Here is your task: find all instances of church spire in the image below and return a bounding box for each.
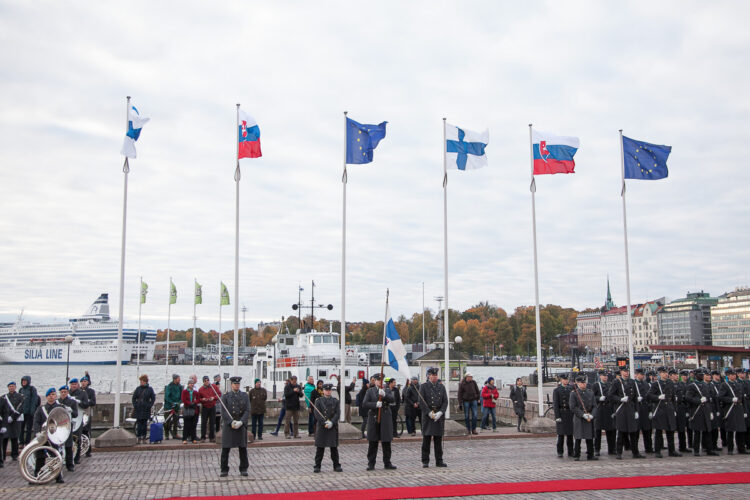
[604,276,615,311]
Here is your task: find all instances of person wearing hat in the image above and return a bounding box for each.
[313,383,342,473]
[198,375,219,442]
[31,388,64,483]
[675,369,691,452]
[249,379,267,441]
[283,376,304,439]
[633,368,653,454]
[213,374,223,434]
[685,369,719,456]
[386,378,401,439]
[607,366,644,459]
[737,368,750,450]
[80,374,95,457]
[646,367,681,458]
[220,376,250,477]
[68,378,89,463]
[708,370,724,451]
[719,368,747,454]
[19,375,40,447]
[402,376,421,436]
[57,385,79,471]
[132,374,155,444]
[553,374,574,458]
[164,374,183,440]
[1,381,24,464]
[419,367,448,468]
[569,375,597,461]
[457,372,480,435]
[362,372,397,470]
[481,377,499,432]
[592,370,615,456]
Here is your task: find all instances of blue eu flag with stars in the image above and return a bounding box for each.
[623,136,671,180]
[346,117,387,164]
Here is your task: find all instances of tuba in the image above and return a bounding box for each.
[19,407,72,484]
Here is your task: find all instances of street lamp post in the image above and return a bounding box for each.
[455,336,463,378]
[271,333,278,399]
[64,334,74,384]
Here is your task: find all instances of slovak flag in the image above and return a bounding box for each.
[532,129,579,175]
[384,303,411,381]
[238,109,262,159]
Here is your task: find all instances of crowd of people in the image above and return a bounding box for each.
[552,366,750,461]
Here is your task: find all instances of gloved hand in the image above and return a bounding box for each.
[376,401,382,408]
[378,389,386,397]
[658,394,665,400]
[324,420,333,429]
[434,411,443,420]
[620,396,629,403]
[6,416,11,423]
[700,396,707,403]
[732,397,738,403]
[634,412,639,419]
[231,420,242,429]
[429,411,436,420]
[637,396,643,402]
[0,427,6,434]
[599,396,606,402]
[555,418,562,423]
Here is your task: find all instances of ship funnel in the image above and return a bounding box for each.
[81,294,110,320]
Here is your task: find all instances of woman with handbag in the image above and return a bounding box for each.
[181,379,199,444]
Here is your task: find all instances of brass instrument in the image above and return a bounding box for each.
[19,407,71,484]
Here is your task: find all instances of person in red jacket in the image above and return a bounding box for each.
[198,375,220,442]
[480,377,499,431]
[181,379,200,444]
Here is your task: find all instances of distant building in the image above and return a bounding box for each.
[711,287,750,347]
[632,299,664,352]
[154,341,187,362]
[601,305,641,354]
[576,278,617,354]
[658,291,718,346]
[257,321,282,335]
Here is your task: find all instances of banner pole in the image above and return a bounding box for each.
[340,110,348,422]
[529,124,544,417]
[620,130,635,371]
[442,117,450,418]
[233,104,241,375]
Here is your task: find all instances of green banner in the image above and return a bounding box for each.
[140,281,148,304]
[195,281,202,305]
[220,282,230,306]
[170,281,177,304]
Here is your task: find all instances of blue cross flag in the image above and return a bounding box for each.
[346,117,387,165]
[623,136,671,180]
[384,301,411,381]
[446,123,489,170]
[121,104,149,159]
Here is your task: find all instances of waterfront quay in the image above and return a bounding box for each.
[1,435,748,499]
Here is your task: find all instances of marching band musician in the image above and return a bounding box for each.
[570,375,597,461]
[312,383,342,473]
[646,367,681,458]
[219,376,250,477]
[419,367,448,468]
[80,374,96,458]
[68,378,89,464]
[57,385,79,472]
[2,381,25,466]
[32,388,64,484]
[719,368,747,454]
[608,366,645,459]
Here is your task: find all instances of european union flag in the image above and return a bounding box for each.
[623,136,671,180]
[346,117,387,164]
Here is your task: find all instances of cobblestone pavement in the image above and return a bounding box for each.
[1,437,748,500]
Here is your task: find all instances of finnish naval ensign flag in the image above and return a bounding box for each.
[384,303,411,381]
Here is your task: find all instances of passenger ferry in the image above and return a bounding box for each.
[0,294,156,364]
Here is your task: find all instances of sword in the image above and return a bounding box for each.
[722,381,737,421]
[652,380,663,419]
[210,384,245,428]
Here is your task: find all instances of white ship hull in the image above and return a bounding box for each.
[0,342,132,365]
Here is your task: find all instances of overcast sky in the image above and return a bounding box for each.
[1,1,748,331]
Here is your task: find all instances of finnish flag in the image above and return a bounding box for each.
[384,304,411,381]
[121,104,150,158]
[445,123,489,171]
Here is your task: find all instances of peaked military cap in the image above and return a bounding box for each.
[575,375,586,383]
[597,369,608,375]
[322,383,334,390]
[634,368,644,375]
[426,367,439,376]
[668,368,677,375]
[229,376,242,383]
[656,366,667,373]
[679,370,689,376]
[371,373,383,380]
[559,373,569,380]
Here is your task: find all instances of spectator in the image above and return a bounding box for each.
[181,379,199,444]
[132,374,155,444]
[164,374,183,440]
[270,380,290,436]
[198,375,219,442]
[510,377,528,431]
[304,376,316,436]
[457,373,480,434]
[480,377,499,431]
[19,375,39,446]
[249,379,267,440]
[283,376,303,439]
[309,380,324,435]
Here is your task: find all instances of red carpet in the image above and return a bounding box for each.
[165,471,750,499]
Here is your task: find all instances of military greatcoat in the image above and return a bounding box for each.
[646,379,677,431]
[591,380,614,431]
[569,387,596,440]
[685,381,713,432]
[607,377,639,433]
[719,380,747,433]
[635,379,652,431]
[2,391,24,439]
[220,389,250,448]
[362,386,395,442]
[419,380,448,437]
[313,396,340,448]
[553,383,574,436]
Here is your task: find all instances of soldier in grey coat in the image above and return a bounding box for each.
[419,367,448,468]
[313,383,342,473]
[219,376,250,477]
[362,373,396,470]
[607,367,644,459]
[569,376,597,461]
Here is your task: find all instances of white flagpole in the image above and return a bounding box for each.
[113,95,130,429]
[340,110,348,422]
[137,276,143,377]
[442,117,450,418]
[422,282,425,349]
[218,288,222,372]
[619,130,635,371]
[233,104,240,375]
[192,278,197,369]
[166,277,172,380]
[528,124,544,417]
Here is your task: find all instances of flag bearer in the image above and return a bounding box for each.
[313,383,342,473]
[362,373,396,471]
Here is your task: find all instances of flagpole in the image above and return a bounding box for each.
[528,124,544,417]
[137,276,143,377]
[113,95,130,429]
[166,277,172,381]
[192,278,197,369]
[233,104,240,375]
[340,110,348,423]
[422,282,425,350]
[218,295,222,372]
[442,117,450,418]
[619,129,635,371]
